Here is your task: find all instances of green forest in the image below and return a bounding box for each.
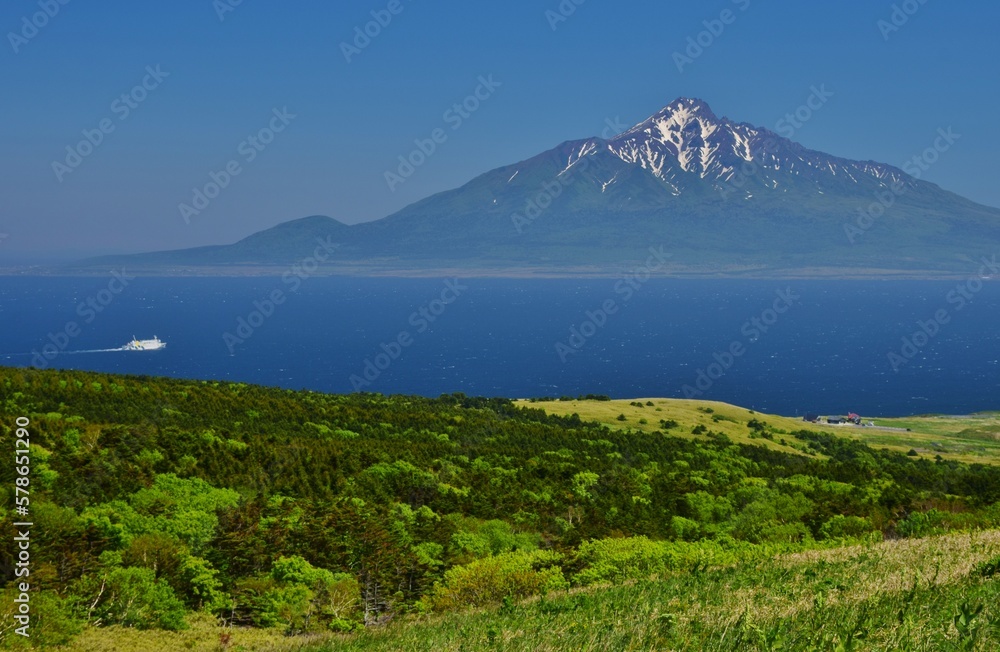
[2,366,1000,650]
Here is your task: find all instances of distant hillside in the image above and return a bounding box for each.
[71,98,1000,276]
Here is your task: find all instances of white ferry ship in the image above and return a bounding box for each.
[123,336,166,351]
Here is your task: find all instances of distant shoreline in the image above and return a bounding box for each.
[0,264,989,281]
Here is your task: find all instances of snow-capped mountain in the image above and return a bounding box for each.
[80,98,1000,276]
[601,97,913,198]
[360,95,947,232]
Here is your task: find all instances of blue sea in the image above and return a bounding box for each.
[1,276,998,417]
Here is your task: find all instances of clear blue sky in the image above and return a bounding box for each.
[2,0,998,262]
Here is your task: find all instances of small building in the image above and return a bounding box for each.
[803,413,820,423]
[826,416,845,425]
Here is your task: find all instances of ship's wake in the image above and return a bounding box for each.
[64,348,128,354]
[0,347,128,358]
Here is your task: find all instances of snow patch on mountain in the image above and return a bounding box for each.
[555,97,917,199]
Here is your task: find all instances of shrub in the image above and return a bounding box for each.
[706,431,732,443]
[0,589,81,648]
[572,537,735,585]
[448,517,540,562]
[896,509,946,538]
[233,556,360,633]
[669,516,701,541]
[77,567,188,630]
[685,491,734,525]
[730,490,814,544]
[422,550,567,611]
[974,555,1000,578]
[269,556,360,633]
[177,555,226,612]
[818,515,877,541]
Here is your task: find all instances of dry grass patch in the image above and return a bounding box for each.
[54,613,343,652]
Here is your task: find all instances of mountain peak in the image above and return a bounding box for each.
[665,96,716,115]
[616,97,727,149]
[639,97,721,128]
[609,97,733,180]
